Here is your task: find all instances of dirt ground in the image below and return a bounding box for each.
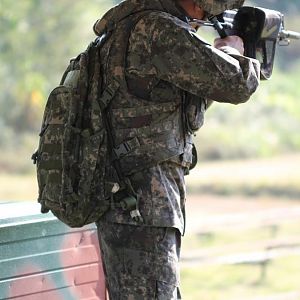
[184,194,300,234]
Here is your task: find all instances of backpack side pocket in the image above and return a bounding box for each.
[36,86,72,212]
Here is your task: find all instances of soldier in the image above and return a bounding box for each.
[95,0,260,299]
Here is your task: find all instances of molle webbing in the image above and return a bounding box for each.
[104,11,187,175]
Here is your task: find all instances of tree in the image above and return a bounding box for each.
[0,0,110,135]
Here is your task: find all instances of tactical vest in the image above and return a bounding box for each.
[99,11,203,177]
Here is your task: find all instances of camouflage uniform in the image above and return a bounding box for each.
[194,0,245,16]
[95,0,260,299]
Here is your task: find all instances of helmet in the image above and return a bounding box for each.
[194,0,245,16]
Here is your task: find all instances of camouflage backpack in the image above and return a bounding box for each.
[32,34,123,228]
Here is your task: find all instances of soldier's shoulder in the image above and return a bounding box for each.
[138,11,193,34]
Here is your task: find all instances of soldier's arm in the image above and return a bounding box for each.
[149,14,260,104]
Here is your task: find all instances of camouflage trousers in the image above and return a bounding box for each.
[97,221,182,299]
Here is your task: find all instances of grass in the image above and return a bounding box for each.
[180,157,300,300]
[186,154,300,199]
[182,221,300,252]
[181,255,300,300]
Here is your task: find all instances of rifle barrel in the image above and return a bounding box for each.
[280,30,300,40]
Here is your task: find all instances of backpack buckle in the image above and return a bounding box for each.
[99,79,120,109]
[113,142,131,158]
[113,137,140,158]
[31,151,39,165]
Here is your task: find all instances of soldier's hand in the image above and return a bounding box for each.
[214,35,244,55]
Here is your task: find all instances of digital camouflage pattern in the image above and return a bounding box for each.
[34,0,260,293]
[93,0,260,298]
[105,161,186,233]
[194,0,245,16]
[97,221,182,299]
[94,0,260,230]
[33,41,111,228]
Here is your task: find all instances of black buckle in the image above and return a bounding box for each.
[99,80,120,109]
[113,142,131,158]
[31,151,39,165]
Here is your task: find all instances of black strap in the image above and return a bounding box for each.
[99,11,158,223]
[101,11,156,182]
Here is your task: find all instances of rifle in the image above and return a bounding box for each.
[192,7,300,80]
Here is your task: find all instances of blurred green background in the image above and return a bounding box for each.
[1,1,300,299]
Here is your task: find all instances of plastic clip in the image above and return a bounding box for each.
[130,209,143,223]
[31,151,38,165]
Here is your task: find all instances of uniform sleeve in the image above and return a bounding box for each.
[149,16,260,104]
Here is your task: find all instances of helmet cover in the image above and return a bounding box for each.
[194,0,245,16]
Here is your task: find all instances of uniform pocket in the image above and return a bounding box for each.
[185,94,206,133]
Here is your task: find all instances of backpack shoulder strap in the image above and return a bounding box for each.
[98,10,157,109]
[98,11,157,223]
